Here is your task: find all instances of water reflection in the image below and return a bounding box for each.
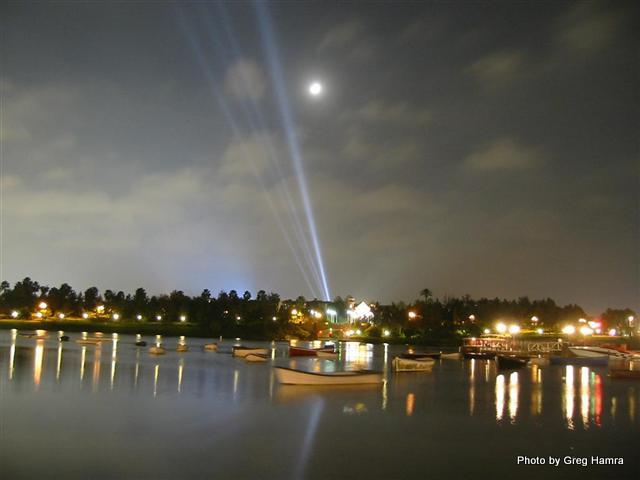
[2,334,639,434]
[564,366,575,430]
[33,340,44,389]
[406,393,415,417]
[495,374,505,421]
[508,372,519,423]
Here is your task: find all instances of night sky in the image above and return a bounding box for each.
[1,1,638,313]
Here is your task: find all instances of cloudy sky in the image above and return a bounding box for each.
[1,1,638,313]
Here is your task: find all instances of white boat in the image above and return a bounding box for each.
[316,350,338,359]
[176,345,188,352]
[392,356,435,372]
[203,343,218,351]
[148,346,166,355]
[245,353,268,363]
[440,352,461,360]
[569,346,635,359]
[274,367,383,385]
[232,346,269,358]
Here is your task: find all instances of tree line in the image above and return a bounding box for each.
[0,278,636,341]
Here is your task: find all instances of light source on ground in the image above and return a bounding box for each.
[496,322,507,334]
[508,325,520,335]
[58,313,65,319]
[562,325,576,335]
[112,313,120,320]
[39,302,47,310]
[82,313,89,319]
[11,310,19,318]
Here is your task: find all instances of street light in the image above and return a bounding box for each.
[11,310,19,318]
[408,311,417,320]
[531,316,538,323]
[180,315,186,322]
[112,313,120,320]
[496,322,507,334]
[39,302,47,310]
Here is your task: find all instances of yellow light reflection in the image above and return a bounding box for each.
[382,379,388,411]
[80,346,86,381]
[92,344,102,392]
[33,340,44,389]
[56,343,63,381]
[109,339,118,390]
[495,374,505,421]
[8,336,16,380]
[153,364,159,397]
[580,367,590,428]
[630,389,636,424]
[177,358,184,393]
[508,371,519,423]
[530,365,542,416]
[470,359,475,382]
[564,366,575,430]
[406,393,415,417]
[611,397,617,420]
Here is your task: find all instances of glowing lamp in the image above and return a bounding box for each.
[495,323,507,334]
[508,325,520,335]
[562,325,576,335]
[11,310,19,318]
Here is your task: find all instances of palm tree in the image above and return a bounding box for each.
[419,288,433,302]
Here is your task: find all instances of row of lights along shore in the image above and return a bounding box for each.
[10,302,188,322]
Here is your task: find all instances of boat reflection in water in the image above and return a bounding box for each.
[0,333,636,434]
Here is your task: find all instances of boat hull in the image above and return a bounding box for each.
[569,346,635,359]
[245,353,268,363]
[274,367,383,385]
[496,355,529,369]
[393,357,435,372]
[550,355,608,366]
[289,346,319,357]
[400,352,441,360]
[609,369,640,380]
[233,347,269,358]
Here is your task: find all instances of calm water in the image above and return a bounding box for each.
[0,331,638,479]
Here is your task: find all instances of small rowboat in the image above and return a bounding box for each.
[203,343,218,351]
[316,350,338,359]
[550,355,608,366]
[289,346,318,357]
[245,353,269,363]
[274,367,383,385]
[400,352,441,360]
[569,346,636,359]
[148,346,166,355]
[609,369,640,380]
[393,356,435,372]
[289,346,337,357]
[496,355,529,369]
[135,340,147,347]
[441,352,461,360]
[232,346,269,358]
[176,345,188,352]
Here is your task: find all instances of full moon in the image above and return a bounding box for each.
[308,81,323,96]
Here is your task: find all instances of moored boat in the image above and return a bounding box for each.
[550,355,608,366]
[569,346,636,359]
[176,345,188,352]
[441,352,461,360]
[392,356,435,372]
[609,369,640,380]
[233,346,269,358]
[203,343,218,351]
[148,346,166,355]
[400,352,441,360]
[289,346,319,357]
[316,350,338,359]
[245,353,269,363]
[274,367,383,385]
[496,355,529,369]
